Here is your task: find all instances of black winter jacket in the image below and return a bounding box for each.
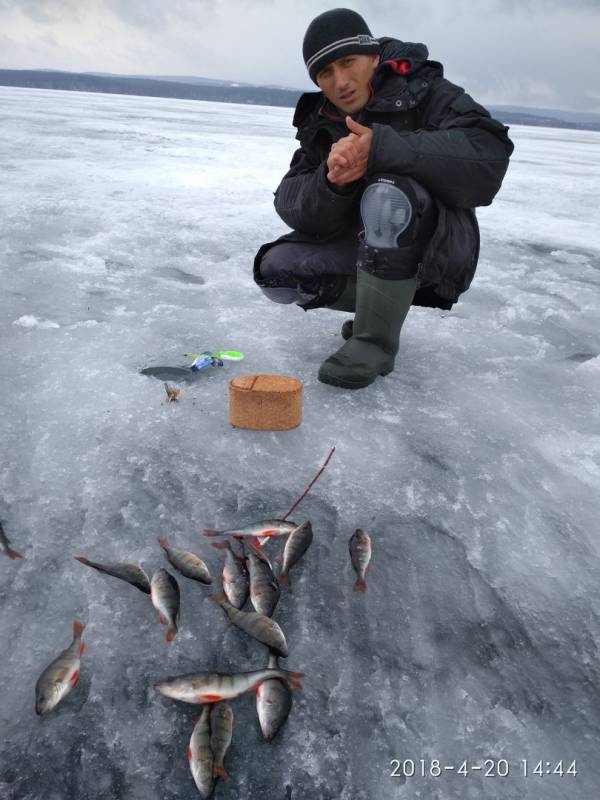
[255,38,514,308]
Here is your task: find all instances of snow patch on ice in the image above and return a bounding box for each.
[549,250,590,264]
[13,314,60,329]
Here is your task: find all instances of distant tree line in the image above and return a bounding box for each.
[1,69,599,132]
[0,69,302,108]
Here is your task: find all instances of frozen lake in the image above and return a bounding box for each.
[1,86,599,800]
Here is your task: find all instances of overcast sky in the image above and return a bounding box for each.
[1,0,599,112]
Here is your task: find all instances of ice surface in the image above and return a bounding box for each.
[1,87,600,800]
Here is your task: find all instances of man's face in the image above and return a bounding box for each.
[316,54,380,114]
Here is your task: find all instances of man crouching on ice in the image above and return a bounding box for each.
[253,8,514,389]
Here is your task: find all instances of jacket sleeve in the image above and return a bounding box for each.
[366,80,514,209]
[274,143,360,236]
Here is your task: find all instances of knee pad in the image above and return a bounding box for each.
[358,176,438,279]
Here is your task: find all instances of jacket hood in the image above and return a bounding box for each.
[377,37,429,70]
[292,37,439,129]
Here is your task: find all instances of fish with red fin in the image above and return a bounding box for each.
[35,621,86,716]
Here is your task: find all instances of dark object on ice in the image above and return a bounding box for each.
[142,351,243,383]
[74,556,151,594]
[565,352,597,363]
[0,520,23,560]
[140,365,201,382]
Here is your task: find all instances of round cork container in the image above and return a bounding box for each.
[229,374,303,431]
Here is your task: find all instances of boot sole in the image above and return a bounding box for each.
[318,361,394,389]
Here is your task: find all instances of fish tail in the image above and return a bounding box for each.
[5,545,23,560]
[203,529,225,537]
[210,590,227,606]
[284,670,304,690]
[158,537,169,549]
[278,572,290,588]
[73,620,86,638]
[74,555,91,565]
[213,764,230,781]
[353,578,368,593]
[166,623,177,642]
[210,540,231,550]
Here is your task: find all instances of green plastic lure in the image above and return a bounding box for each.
[184,351,245,371]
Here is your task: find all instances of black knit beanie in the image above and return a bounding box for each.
[303,8,379,84]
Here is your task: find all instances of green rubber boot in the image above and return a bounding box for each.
[323,277,355,339]
[318,269,417,389]
[327,277,356,312]
[341,318,354,340]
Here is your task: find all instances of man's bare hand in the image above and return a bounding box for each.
[327,116,373,186]
[327,160,368,186]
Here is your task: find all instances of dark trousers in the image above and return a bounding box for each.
[255,233,453,311]
[260,229,360,285]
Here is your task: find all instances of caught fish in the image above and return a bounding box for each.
[210,702,234,781]
[35,621,86,716]
[256,652,292,741]
[278,521,313,587]
[151,569,180,641]
[203,519,298,548]
[0,520,23,560]
[349,529,372,593]
[158,538,212,585]
[211,540,249,609]
[211,591,288,657]
[74,556,151,594]
[246,544,280,617]
[155,667,304,704]
[188,705,215,799]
